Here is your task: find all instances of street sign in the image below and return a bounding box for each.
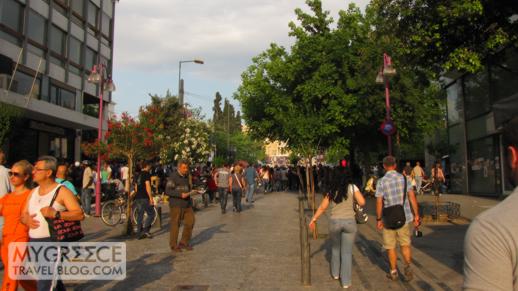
[380,119,396,136]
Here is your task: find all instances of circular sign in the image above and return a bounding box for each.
[380,119,396,136]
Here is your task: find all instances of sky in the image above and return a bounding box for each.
[111,0,371,119]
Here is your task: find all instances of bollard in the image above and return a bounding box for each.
[299,197,311,286]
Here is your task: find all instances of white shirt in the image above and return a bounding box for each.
[121,166,129,180]
[28,185,66,239]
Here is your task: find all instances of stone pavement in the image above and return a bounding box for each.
[1,191,502,290]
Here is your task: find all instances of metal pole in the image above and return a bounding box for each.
[95,64,104,217]
[384,53,393,156]
[178,61,183,105]
[299,196,311,286]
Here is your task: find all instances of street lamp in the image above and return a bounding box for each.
[178,59,204,106]
[376,53,397,156]
[88,63,116,216]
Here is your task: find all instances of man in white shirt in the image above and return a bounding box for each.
[120,164,129,192]
[411,162,425,194]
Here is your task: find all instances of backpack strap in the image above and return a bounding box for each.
[402,175,407,205]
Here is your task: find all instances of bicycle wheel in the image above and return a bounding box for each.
[101,201,122,226]
[132,205,158,226]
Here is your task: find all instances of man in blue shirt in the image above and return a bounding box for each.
[56,164,78,196]
[244,165,258,204]
[376,156,420,282]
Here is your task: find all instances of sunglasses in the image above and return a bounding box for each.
[8,171,24,178]
[33,168,50,172]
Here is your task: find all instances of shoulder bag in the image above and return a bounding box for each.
[382,176,407,230]
[351,185,368,224]
[46,186,84,242]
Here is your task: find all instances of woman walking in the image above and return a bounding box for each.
[229,165,246,213]
[0,160,37,291]
[309,163,366,289]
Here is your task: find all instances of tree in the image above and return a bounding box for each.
[0,103,21,147]
[212,92,224,132]
[370,0,518,74]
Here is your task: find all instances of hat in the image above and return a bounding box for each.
[75,161,80,167]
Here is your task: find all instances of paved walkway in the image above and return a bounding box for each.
[3,191,498,290]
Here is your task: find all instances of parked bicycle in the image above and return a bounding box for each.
[101,190,162,227]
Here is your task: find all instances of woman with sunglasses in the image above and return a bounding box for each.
[0,160,37,291]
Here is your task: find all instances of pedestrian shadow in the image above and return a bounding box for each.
[310,238,332,263]
[355,233,390,273]
[191,224,227,247]
[71,253,174,290]
[82,228,112,241]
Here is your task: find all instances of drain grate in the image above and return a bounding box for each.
[174,285,209,291]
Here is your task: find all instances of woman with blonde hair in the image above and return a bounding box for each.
[0,160,37,291]
[229,164,246,213]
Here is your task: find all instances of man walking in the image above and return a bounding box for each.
[376,156,420,282]
[464,116,518,290]
[411,162,425,194]
[214,164,230,213]
[166,160,196,252]
[244,164,257,204]
[134,160,155,239]
[81,160,94,217]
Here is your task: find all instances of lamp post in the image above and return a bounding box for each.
[376,53,397,156]
[178,59,204,106]
[88,63,116,216]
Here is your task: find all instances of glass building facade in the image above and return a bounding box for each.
[0,0,116,162]
[445,47,518,196]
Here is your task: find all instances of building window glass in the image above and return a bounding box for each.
[12,71,40,98]
[69,36,82,65]
[49,55,64,66]
[49,84,76,110]
[446,80,463,125]
[53,5,67,17]
[27,43,45,57]
[69,64,81,74]
[492,48,518,102]
[448,124,467,193]
[85,47,96,71]
[87,1,98,28]
[468,136,500,195]
[1,0,23,33]
[71,0,84,17]
[101,13,110,36]
[0,30,20,45]
[49,25,66,56]
[464,71,491,120]
[27,10,46,44]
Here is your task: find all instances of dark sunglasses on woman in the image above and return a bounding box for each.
[8,171,23,178]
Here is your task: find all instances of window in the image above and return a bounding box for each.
[71,0,84,17]
[1,0,23,33]
[49,84,76,110]
[464,70,491,120]
[87,1,98,28]
[446,80,463,125]
[27,10,46,44]
[101,13,111,36]
[491,49,518,102]
[69,37,82,65]
[13,71,41,97]
[27,43,45,57]
[49,25,66,55]
[85,47,97,71]
[53,3,67,16]
[0,30,20,45]
[69,65,81,74]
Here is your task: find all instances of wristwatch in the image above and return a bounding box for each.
[54,211,61,219]
[376,217,382,221]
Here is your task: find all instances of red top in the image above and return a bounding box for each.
[0,190,31,238]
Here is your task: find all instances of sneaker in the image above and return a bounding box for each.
[145,232,153,239]
[341,285,351,289]
[221,209,226,214]
[332,276,339,280]
[137,233,147,240]
[179,243,193,251]
[232,207,236,212]
[84,214,91,218]
[404,265,414,282]
[387,270,399,281]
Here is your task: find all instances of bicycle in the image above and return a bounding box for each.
[101,191,161,227]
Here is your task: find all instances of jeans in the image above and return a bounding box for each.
[232,189,242,212]
[135,199,155,234]
[30,238,66,291]
[218,187,229,211]
[246,182,255,203]
[262,179,270,193]
[329,219,357,286]
[415,176,423,194]
[169,206,195,248]
[81,188,93,215]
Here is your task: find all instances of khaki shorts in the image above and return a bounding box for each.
[382,223,411,249]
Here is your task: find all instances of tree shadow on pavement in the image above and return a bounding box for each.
[310,238,332,263]
[190,224,227,247]
[71,253,174,290]
[355,233,390,273]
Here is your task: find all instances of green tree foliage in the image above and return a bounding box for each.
[235,0,444,162]
[0,102,21,147]
[370,0,518,74]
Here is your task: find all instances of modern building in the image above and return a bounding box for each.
[444,46,518,197]
[0,0,116,163]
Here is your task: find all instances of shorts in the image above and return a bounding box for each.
[382,223,411,249]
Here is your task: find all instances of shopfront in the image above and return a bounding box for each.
[445,47,518,196]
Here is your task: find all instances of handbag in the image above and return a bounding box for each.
[351,185,368,224]
[382,176,408,230]
[45,186,84,242]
